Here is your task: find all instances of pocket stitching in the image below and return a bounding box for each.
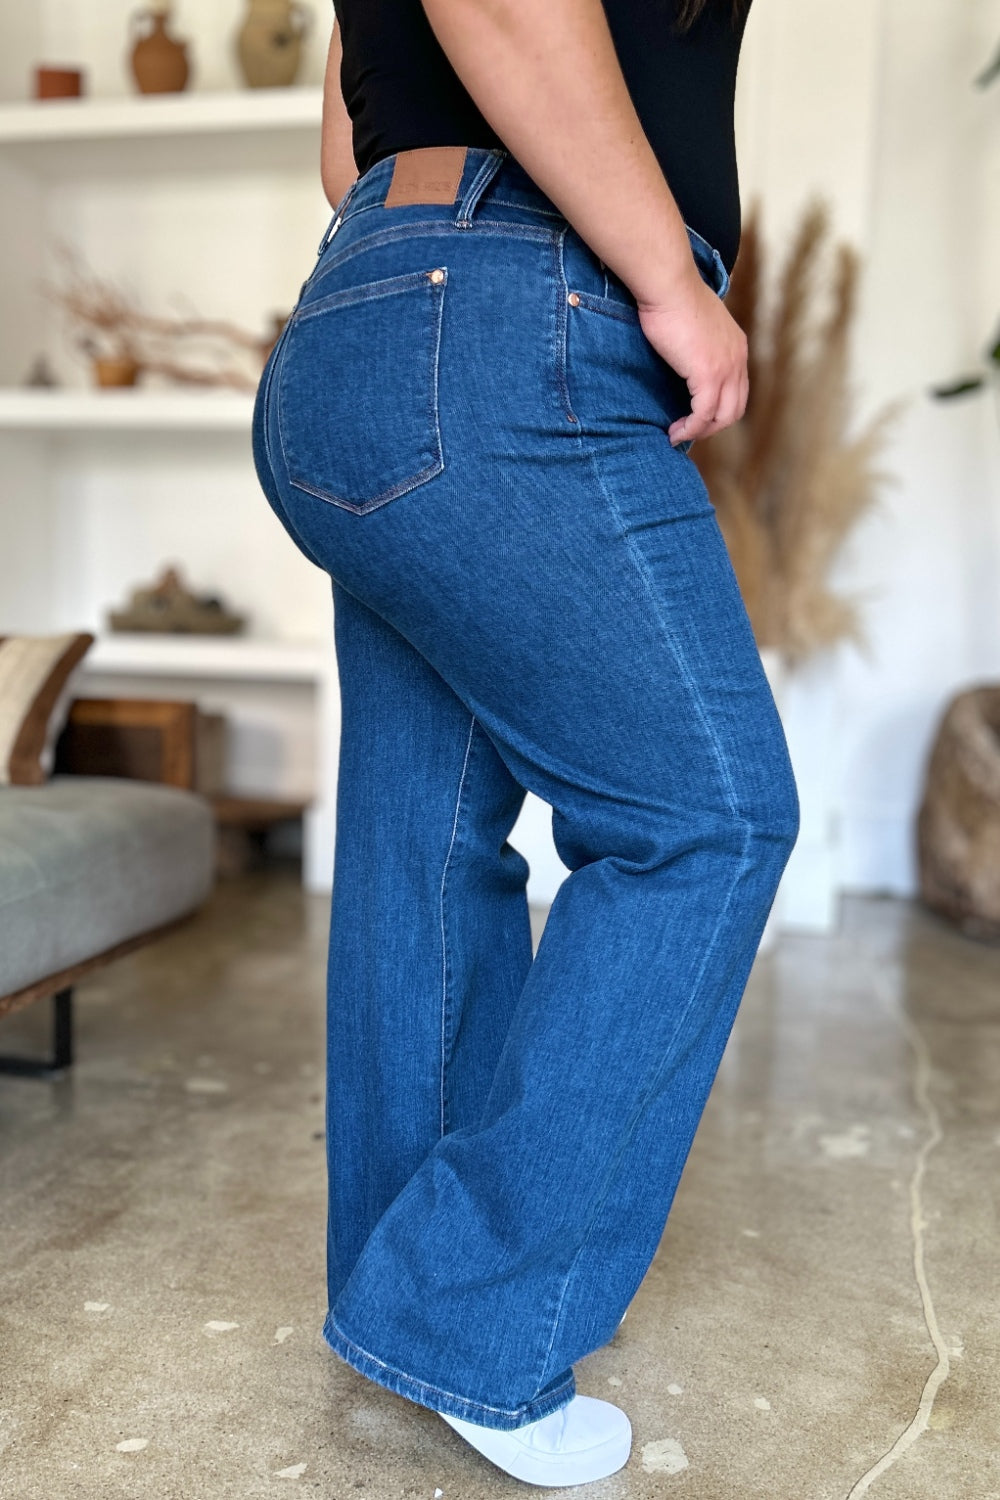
[308,220,556,298]
[569,288,641,325]
[293,265,442,322]
[277,267,448,515]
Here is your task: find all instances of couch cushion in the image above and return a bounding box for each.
[0,776,214,999]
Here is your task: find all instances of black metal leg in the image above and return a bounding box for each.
[0,988,75,1077]
[52,988,74,1070]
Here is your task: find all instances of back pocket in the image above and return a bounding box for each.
[276,265,448,515]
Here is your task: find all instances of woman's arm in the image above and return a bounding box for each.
[321,18,358,209]
[421,0,747,445]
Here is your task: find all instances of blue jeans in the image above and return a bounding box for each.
[252,146,799,1431]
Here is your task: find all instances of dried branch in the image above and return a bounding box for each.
[40,242,278,389]
[137,357,258,392]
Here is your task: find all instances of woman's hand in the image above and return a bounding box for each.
[417,0,750,450]
[637,269,749,448]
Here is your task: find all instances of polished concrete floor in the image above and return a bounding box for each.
[1,872,998,1499]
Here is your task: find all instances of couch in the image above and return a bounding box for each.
[0,698,215,1076]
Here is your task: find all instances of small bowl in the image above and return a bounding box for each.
[92,357,141,389]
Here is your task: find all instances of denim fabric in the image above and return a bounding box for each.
[252,146,798,1431]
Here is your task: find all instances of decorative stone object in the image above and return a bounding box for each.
[129,5,191,95]
[236,0,311,89]
[109,566,246,635]
[916,685,1000,940]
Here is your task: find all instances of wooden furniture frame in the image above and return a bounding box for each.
[54,696,197,788]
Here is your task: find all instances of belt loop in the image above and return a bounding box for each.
[317,174,360,256]
[455,148,507,229]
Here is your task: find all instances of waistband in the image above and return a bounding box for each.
[318,145,730,300]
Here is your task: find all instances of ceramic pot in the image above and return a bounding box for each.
[93,356,141,388]
[236,0,311,89]
[130,7,190,95]
[35,67,85,100]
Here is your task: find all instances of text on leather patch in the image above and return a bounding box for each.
[384,147,467,207]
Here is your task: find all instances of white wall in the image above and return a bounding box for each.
[787,0,1000,895]
[517,0,1000,909]
[2,0,999,906]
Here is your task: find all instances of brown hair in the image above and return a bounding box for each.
[674,0,749,32]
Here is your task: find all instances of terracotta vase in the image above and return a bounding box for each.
[129,6,191,95]
[93,356,141,389]
[236,0,311,90]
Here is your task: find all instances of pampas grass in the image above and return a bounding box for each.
[693,195,905,664]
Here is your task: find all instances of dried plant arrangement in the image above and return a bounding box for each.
[42,245,284,392]
[692,196,905,664]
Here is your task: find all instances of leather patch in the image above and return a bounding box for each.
[384,146,468,207]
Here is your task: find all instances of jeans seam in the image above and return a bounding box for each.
[439,714,478,1136]
[537,822,752,1389]
[312,220,558,294]
[534,426,754,1391]
[553,226,577,423]
[259,320,286,470]
[325,1312,575,1421]
[254,323,327,569]
[484,195,565,219]
[294,265,445,320]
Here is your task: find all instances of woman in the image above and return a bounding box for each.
[253,0,799,1487]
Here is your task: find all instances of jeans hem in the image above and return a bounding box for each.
[322,1312,577,1430]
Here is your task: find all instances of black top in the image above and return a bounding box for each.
[332,0,752,274]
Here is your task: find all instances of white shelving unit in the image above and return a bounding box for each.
[0,86,324,175]
[88,632,327,682]
[0,70,339,891]
[0,86,323,146]
[0,390,254,431]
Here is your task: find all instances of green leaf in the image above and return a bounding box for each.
[975,40,1000,87]
[930,376,986,399]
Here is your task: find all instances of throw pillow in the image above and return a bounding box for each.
[0,632,95,785]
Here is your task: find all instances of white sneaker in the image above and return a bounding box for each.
[439,1394,631,1487]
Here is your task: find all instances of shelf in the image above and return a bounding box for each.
[0,390,254,432]
[0,87,322,145]
[0,87,323,175]
[84,633,329,683]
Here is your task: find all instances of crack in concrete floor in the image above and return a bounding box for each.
[845,982,951,1497]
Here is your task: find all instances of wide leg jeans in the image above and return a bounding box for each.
[252,145,800,1430]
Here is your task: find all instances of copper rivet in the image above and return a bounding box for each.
[429,269,445,283]
[568,291,581,306]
